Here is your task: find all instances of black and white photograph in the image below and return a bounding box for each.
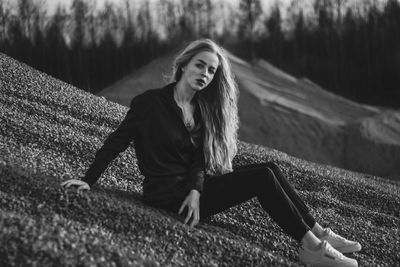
[0,0,399,266]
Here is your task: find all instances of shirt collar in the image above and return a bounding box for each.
[162,81,201,125]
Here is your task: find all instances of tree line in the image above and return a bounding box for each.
[254,0,400,108]
[1,0,399,108]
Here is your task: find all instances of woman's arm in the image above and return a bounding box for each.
[178,144,205,227]
[61,179,90,191]
[187,144,205,193]
[82,108,137,186]
[82,95,152,186]
[61,94,152,189]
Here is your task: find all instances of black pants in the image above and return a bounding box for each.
[153,162,316,242]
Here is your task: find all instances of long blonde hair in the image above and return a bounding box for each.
[170,39,239,175]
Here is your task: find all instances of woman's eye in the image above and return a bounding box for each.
[196,64,203,68]
[209,69,215,74]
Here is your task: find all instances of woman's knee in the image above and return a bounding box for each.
[256,166,278,186]
[265,161,280,172]
[252,167,283,201]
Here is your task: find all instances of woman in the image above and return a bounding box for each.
[61,39,361,266]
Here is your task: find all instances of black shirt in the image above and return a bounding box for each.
[82,82,205,203]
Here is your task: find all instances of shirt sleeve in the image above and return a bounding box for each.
[187,144,206,194]
[82,94,151,187]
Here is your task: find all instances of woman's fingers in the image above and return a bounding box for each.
[184,209,193,225]
[184,207,200,227]
[178,196,200,227]
[61,179,80,187]
[60,180,72,188]
[178,200,187,215]
[196,209,200,227]
[190,210,199,227]
[77,184,89,192]
[178,200,193,225]
[60,179,89,190]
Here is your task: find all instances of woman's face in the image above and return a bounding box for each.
[181,51,219,92]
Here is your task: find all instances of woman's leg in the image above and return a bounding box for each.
[233,162,316,228]
[228,163,361,256]
[199,165,358,267]
[200,166,311,242]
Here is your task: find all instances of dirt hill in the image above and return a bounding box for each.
[98,50,400,180]
[1,53,399,266]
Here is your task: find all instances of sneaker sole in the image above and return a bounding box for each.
[300,254,359,267]
[303,263,358,267]
[336,243,362,254]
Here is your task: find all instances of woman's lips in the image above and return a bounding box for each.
[196,79,205,86]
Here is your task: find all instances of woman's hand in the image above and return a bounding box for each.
[60,179,90,192]
[179,189,201,227]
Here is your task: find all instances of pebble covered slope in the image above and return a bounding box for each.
[0,53,399,266]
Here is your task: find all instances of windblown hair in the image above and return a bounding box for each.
[170,39,239,175]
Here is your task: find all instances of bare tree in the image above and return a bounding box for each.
[238,0,263,59]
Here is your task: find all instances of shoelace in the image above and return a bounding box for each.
[325,228,347,241]
[321,241,344,259]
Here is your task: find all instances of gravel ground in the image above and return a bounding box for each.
[0,53,399,266]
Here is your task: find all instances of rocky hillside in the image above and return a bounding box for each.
[1,53,399,266]
[98,49,400,180]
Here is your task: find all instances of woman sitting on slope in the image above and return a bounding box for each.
[62,39,361,267]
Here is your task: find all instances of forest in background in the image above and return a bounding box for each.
[1,0,399,108]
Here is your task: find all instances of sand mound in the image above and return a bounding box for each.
[99,51,175,107]
[345,111,400,178]
[99,51,400,180]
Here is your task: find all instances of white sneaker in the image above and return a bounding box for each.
[319,228,362,253]
[299,240,358,267]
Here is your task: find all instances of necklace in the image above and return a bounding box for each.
[173,87,195,130]
[176,101,195,129]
